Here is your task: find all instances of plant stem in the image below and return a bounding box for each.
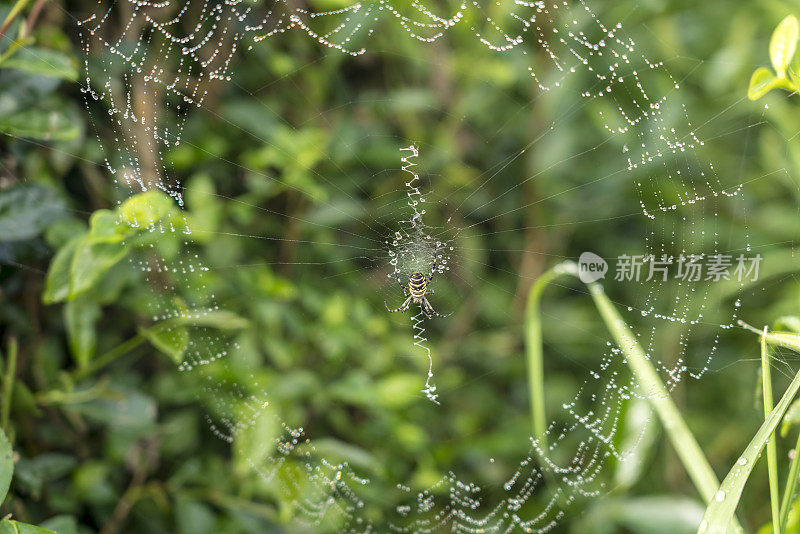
[0,338,17,435]
[761,328,781,534]
[525,264,569,449]
[780,429,800,531]
[71,333,146,381]
[22,0,47,36]
[0,0,33,41]
[70,318,185,381]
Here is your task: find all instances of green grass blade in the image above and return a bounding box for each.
[760,328,781,534]
[529,261,741,532]
[699,329,800,534]
[586,280,723,507]
[779,428,800,531]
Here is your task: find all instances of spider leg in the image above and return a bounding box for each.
[422,297,451,318]
[391,271,408,296]
[385,296,412,313]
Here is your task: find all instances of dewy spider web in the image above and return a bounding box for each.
[74,0,752,531]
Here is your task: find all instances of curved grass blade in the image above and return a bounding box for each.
[699,323,800,533]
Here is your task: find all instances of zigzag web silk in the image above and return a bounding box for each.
[387,146,453,405]
[73,0,755,531]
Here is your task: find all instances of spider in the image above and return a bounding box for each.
[384,258,451,319]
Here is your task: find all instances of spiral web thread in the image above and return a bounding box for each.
[74,0,750,531]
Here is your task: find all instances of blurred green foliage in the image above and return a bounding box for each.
[2,0,800,532]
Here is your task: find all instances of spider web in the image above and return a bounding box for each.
[71,0,756,531]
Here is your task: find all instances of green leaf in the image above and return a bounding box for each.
[39,516,78,534]
[613,398,657,489]
[72,389,156,433]
[87,209,126,241]
[71,461,115,506]
[14,454,76,500]
[298,438,381,476]
[2,48,78,81]
[175,497,216,534]
[42,235,83,304]
[698,333,800,533]
[771,15,800,77]
[63,296,100,368]
[184,310,249,330]
[0,184,66,242]
[140,326,189,364]
[774,316,800,333]
[0,108,79,141]
[12,383,40,418]
[748,67,779,101]
[376,374,425,408]
[0,521,56,534]
[233,404,279,477]
[0,426,12,503]
[68,237,130,299]
[120,191,174,228]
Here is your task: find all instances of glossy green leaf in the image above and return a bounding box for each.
[771,15,799,77]
[0,108,79,141]
[120,191,174,228]
[140,326,189,364]
[42,235,83,304]
[2,48,78,81]
[87,209,127,241]
[68,237,129,299]
[0,426,12,503]
[748,67,779,101]
[63,296,100,368]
